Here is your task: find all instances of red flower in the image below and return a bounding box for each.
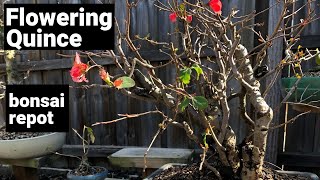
[169,12,177,23]
[113,79,123,89]
[99,68,108,80]
[70,52,89,83]
[186,15,192,23]
[209,0,222,15]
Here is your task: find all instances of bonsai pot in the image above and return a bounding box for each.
[281,77,320,102]
[144,163,186,180]
[0,132,66,159]
[276,170,319,180]
[67,166,108,180]
[144,163,320,180]
[281,77,320,112]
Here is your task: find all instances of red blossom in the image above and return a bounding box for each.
[209,0,222,15]
[99,68,108,81]
[169,12,177,23]
[113,79,123,89]
[70,52,89,83]
[186,15,192,23]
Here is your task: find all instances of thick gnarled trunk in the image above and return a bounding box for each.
[235,45,273,180]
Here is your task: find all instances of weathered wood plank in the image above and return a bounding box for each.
[12,166,37,180]
[0,49,216,74]
[301,113,316,153]
[86,67,104,145]
[62,145,124,157]
[293,35,320,49]
[0,158,41,168]
[313,115,320,152]
[264,0,284,164]
[127,92,139,146]
[100,65,117,146]
[113,67,128,146]
[108,147,192,168]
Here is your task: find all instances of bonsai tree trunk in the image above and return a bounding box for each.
[235,44,273,180]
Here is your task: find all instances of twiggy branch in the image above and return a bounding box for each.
[204,160,222,180]
[269,110,311,130]
[92,110,162,126]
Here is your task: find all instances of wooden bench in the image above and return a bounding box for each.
[109,147,193,177]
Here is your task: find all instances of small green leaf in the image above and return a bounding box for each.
[179,4,185,11]
[191,64,203,80]
[179,68,192,84]
[114,76,135,89]
[178,98,190,112]
[85,126,95,144]
[316,48,320,65]
[192,96,208,110]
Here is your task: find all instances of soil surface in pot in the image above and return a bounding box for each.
[69,166,105,176]
[0,129,49,140]
[153,163,311,180]
[106,169,141,179]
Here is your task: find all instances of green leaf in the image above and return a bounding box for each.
[85,126,95,144]
[178,98,190,112]
[179,4,185,12]
[316,48,320,66]
[179,68,192,84]
[114,76,135,89]
[192,96,208,110]
[191,64,203,80]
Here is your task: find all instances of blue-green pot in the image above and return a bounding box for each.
[67,167,108,180]
[281,77,320,102]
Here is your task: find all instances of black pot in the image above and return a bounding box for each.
[276,170,319,180]
[144,163,319,180]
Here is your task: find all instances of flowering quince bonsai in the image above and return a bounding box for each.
[70,0,319,179]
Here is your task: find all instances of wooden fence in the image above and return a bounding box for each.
[277,0,320,169]
[0,0,319,168]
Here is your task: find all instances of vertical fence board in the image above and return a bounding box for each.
[313,115,320,152]
[113,67,128,146]
[264,0,284,164]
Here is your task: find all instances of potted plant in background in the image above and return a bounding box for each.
[67,126,108,180]
[281,46,320,113]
